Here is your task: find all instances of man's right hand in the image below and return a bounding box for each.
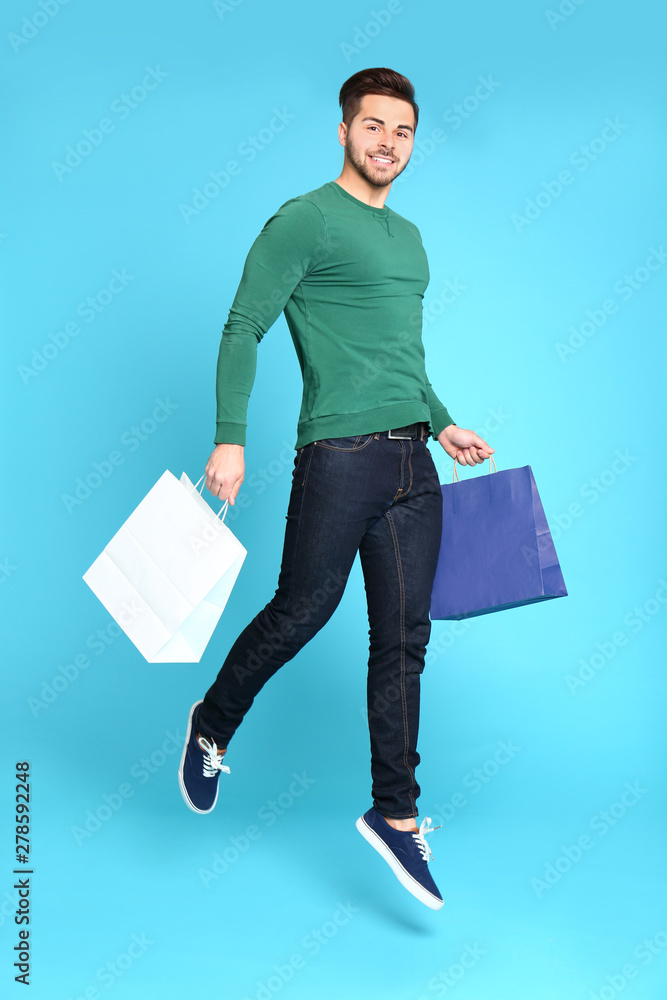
[205,443,245,504]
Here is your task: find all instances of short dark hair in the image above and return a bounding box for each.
[338,67,419,133]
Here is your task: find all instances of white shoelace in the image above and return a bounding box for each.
[197,735,231,778]
[412,817,440,862]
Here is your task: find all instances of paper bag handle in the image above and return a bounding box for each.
[452,455,497,483]
[190,474,230,521]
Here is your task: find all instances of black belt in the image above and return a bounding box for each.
[382,422,429,440]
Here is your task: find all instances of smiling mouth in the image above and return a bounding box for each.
[369,155,395,165]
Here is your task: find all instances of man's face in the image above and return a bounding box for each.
[339,93,416,187]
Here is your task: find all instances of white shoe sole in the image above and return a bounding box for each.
[178,700,218,815]
[355,814,444,910]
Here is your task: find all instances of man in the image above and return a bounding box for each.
[178,67,494,910]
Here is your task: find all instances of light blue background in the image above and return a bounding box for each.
[2,0,666,997]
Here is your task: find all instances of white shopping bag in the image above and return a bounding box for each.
[82,471,246,662]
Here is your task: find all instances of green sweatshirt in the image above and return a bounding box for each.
[215,179,454,448]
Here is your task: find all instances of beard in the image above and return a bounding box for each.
[344,136,409,187]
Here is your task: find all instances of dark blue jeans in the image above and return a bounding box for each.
[198,427,443,818]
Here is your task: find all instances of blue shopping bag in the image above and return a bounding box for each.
[430,458,567,620]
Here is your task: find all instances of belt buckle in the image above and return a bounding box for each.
[388,426,414,440]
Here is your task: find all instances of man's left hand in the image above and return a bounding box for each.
[436,424,495,466]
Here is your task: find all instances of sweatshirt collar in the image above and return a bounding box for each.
[329,180,390,216]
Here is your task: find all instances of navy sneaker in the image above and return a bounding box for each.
[178,700,230,814]
[356,807,444,910]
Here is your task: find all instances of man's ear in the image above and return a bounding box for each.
[337,121,347,147]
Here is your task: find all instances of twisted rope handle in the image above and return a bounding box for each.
[189,474,229,521]
[452,454,497,483]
